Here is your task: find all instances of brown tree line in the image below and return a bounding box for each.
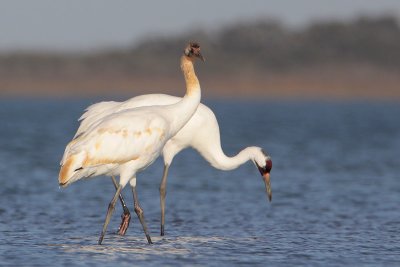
[0,15,399,78]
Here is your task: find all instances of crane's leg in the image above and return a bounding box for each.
[159,164,169,236]
[131,185,153,244]
[98,184,122,245]
[111,176,131,235]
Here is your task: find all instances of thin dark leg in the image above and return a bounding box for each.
[132,186,153,244]
[159,164,169,236]
[98,185,122,245]
[111,176,131,235]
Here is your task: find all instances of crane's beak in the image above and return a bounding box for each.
[257,158,272,202]
[196,52,205,62]
[263,173,272,202]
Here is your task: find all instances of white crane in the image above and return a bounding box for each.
[59,42,205,245]
[77,96,272,237]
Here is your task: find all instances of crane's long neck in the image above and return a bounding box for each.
[181,56,200,97]
[196,145,257,171]
[165,55,201,136]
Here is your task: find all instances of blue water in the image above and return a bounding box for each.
[0,98,399,266]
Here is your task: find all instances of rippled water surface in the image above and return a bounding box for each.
[0,98,399,266]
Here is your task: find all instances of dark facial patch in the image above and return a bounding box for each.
[257,158,272,175]
[188,42,202,57]
[190,42,200,48]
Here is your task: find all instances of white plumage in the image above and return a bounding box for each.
[59,42,205,244]
[76,93,273,236]
[77,94,270,170]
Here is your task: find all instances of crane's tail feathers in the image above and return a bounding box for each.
[59,152,86,188]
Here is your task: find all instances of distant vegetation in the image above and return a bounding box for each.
[1,15,399,99]
[1,15,399,77]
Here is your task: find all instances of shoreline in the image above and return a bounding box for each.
[1,67,399,101]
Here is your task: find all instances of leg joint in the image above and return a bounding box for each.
[159,186,166,195]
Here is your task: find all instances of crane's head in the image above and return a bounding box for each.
[253,148,273,202]
[184,42,205,62]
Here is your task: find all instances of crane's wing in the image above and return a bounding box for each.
[67,109,170,169]
[64,94,183,165]
[75,94,182,139]
[75,101,119,138]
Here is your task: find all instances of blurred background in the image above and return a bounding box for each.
[1,1,400,265]
[0,0,399,100]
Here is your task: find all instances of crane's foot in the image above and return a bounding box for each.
[146,233,153,244]
[117,212,131,236]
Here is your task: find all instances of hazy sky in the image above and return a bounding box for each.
[0,0,399,52]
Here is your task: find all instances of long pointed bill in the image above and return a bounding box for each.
[263,173,272,202]
[196,53,205,62]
